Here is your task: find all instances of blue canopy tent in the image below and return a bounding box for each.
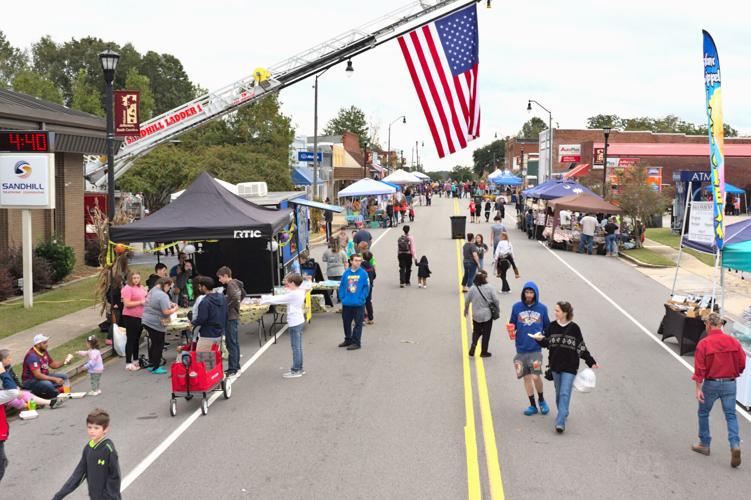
[291,167,313,186]
[491,172,523,186]
[703,182,748,214]
[533,180,600,201]
[522,179,556,198]
[379,180,402,191]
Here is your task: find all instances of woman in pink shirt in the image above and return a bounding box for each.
[121,272,147,371]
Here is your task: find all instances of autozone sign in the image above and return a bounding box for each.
[234,230,263,238]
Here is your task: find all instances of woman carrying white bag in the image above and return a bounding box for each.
[530,301,599,434]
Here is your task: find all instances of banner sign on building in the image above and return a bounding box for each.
[688,201,715,245]
[558,144,581,163]
[646,167,663,191]
[0,154,55,208]
[702,30,725,249]
[114,91,140,137]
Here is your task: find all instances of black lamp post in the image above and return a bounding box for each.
[387,115,406,170]
[602,127,611,197]
[99,49,120,222]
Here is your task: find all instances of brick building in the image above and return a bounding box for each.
[0,89,111,265]
[538,129,751,192]
[505,137,539,172]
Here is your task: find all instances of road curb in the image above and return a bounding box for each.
[619,252,673,269]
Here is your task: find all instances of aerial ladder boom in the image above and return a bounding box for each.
[88,0,480,188]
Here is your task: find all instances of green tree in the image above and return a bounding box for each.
[450,165,475,182]
[198,145,293,191]
[586,114,621,129]
[323,106,368,147]
[472,139,506,177]
[139,51,195,115]
[124,67,155,120]
[517,117,547,139]
[613,165,670,248]
[11,70,63,103]
[70,69,104,116]
[586,113,739,137]
[0,31,27,88]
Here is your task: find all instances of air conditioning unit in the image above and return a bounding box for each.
[237,181,268,198]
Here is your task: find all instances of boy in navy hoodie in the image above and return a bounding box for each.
[338,254,370,350]
[509,282,550,416]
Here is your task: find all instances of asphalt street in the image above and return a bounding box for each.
[3,194,750,499]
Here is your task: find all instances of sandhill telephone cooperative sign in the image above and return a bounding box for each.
[0,154,55,209]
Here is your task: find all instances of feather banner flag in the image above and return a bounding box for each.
[702,30,725,250]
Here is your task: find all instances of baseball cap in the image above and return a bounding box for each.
[33,334,50,345]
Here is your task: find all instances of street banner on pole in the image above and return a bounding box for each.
[114,90,140,137]
[702,30,725,249]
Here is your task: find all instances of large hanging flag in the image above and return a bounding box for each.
[398,4,480,158]
[702,30,725,250]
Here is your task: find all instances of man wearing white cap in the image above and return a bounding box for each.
[21,335,71,400]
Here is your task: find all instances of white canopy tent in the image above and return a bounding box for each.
[413,171,431,181]
[382,169,422,184]
[170,178,238,201]
[487,169,503,180]
[337,178,396,197]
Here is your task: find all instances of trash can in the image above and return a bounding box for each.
[450,215,467,239]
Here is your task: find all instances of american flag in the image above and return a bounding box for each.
[398,4,480,159]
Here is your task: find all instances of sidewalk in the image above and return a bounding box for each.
[634,238,751,319]
[1,305,105,355]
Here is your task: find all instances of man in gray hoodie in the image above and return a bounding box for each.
[217,266,242,376]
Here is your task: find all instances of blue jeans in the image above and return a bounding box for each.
[461,260,478,287]
[226,319,240,372]
[552,371,576,429]
[342,305,364,346]
[578,234,594,254]
[605,234,617,254]
[698,379,740,448]
[22,372,69,400]
[288,323,304,373]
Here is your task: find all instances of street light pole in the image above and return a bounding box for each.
[387,115,406,171]
[362,140,369,179]
[527,99,553,181]
[602,127,611,197]
[99,49,120,222]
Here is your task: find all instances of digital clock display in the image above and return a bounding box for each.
[0,131,52,152]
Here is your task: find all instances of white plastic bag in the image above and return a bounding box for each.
[573,368,596,393]
[112,322,127,357]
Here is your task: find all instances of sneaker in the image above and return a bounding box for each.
[539,400,550,415]
[523,405,538,416]
[49,398,64,409]
[366,320,374,325]
[480,352,492,357]
[151,367,167,375]
[400,284,405,288]
[555,426,565,434]
[146,366,155,372]
[86,390,99,397]
[282,371,305,379]
[338,341,352,348]
[731,448,741,468]
[95,390,102,396]
[105,339,113,346]
[691,443,710,456]
[346,344,361,350]
[225,370,238,377]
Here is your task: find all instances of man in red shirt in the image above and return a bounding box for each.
[691,313,746,468]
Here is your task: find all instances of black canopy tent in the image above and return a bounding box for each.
[110,172,294,294]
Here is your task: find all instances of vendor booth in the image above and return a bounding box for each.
[338,178,397,228]
[704,182,748,214]
[110,172,294,295]
[545,193,623,251]
[382,168,422,185]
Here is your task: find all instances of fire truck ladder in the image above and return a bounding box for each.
[87,0,482,187]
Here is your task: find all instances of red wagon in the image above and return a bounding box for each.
[169,344,231,416]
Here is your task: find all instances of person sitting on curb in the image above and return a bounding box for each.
[1,358,22,483]
[21,335,72,400]
[1,349,63,411]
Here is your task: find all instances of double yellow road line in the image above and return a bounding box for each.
[454,199,505,500]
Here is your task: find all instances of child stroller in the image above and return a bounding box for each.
[169,342,231,417]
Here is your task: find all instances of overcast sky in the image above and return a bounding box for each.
[4,0,750,171]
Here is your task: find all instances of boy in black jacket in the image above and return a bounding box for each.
[53,408,121,499]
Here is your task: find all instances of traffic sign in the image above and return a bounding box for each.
[298,151,322,162]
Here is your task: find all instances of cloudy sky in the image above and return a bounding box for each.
[4,0,750,171]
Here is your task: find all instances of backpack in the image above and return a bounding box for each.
[398,234,411,253]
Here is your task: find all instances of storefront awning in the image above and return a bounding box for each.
[291,167,314,186]
[288,198,343,213]
[563,163,592,179]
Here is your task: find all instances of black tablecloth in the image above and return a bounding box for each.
[657,305,707,355]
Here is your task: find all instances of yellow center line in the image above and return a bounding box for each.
[454,199,505,500]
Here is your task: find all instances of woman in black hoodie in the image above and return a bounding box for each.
[530,301,598,433]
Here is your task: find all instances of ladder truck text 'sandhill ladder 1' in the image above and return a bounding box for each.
[86,0,484,188]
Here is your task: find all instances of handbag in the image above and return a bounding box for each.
[476,286,500,321]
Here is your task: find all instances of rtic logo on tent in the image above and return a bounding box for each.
[234,230,262,238]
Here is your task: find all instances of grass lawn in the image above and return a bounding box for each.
[0,265,150,340]
[622,247,676,267]
[645,228,716,267]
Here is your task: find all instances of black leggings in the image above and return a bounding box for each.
[144,325,165,368]
[470,319,493,354]
[365,283,374,321]
[122,315,143,364]
[497,256,519,292]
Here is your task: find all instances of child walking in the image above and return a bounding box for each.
[408,205,415,222]
[76,336,104,396]
[53,408,121,500]
[484,200,492,222]
[417,255,432,288]
[260,274,307,378]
